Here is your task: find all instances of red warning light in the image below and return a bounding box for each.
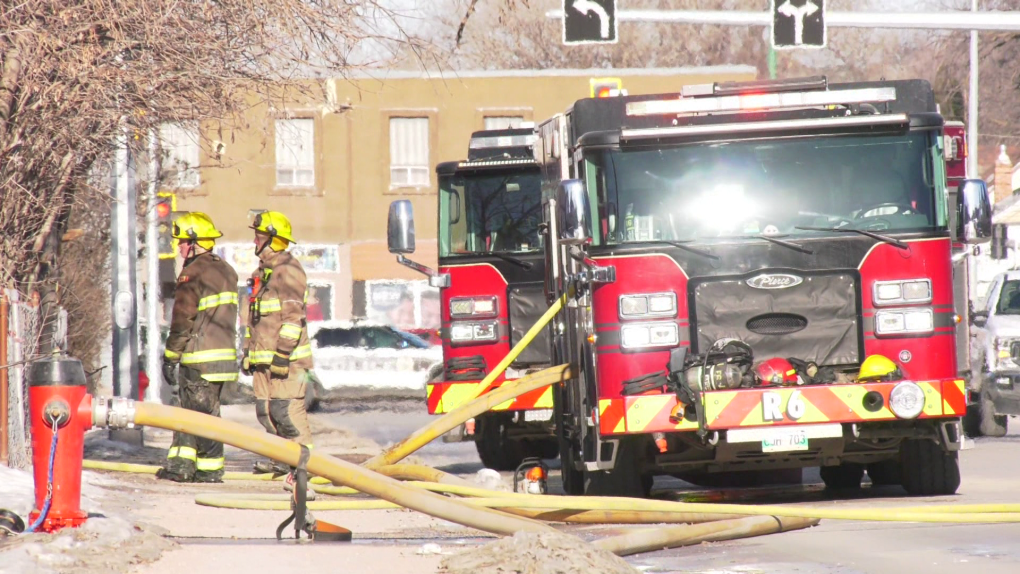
[156,202,171,218]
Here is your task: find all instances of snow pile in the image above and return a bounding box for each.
[0,515,174,574]
[0,465,36,518]
[441,530,638,574]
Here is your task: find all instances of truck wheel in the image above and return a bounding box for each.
[962,403,982,438]
[474,414,526,471]
[560,438,585,496]
[819,463,864,490]
[866,459,902,486]
[979,392,1008,438]
[583,438,652,498]
[900,439,961,496]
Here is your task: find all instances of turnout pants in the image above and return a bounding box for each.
[164,366,225,481]
[253,366,313,448]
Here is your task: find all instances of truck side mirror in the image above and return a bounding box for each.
[972,310,988,328]
[957,179,992,244]
[556,179,592,245]
[387,200,416,254]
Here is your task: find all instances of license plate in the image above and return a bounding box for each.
[524,409,553,422]
[762,431,809,453]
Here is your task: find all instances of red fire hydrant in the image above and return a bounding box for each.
[27,356,93,533]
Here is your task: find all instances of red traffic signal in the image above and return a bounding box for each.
[155,202,171,218]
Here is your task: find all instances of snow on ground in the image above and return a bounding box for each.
[0,465,172,574]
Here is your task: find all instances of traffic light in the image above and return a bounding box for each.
[590,77,624,98]
[156,192,177,259]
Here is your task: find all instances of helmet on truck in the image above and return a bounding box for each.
[857,355,902,382]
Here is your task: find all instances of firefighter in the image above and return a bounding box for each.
[158,212,239,483]
[243,211,314,482]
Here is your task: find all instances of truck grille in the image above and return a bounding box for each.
[692,272,860,365]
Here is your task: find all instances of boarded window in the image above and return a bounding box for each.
[483,116,525,130]
[159,122,200,188]
[276,119,315,187]
[389,117,430,188]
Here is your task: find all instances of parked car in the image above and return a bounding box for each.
[969,270,1020,436]
[308,321,443,391]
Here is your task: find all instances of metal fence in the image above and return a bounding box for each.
[2,290,67,470]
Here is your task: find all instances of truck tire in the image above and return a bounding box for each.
[560,438,585,496]
[819,463,864,490]
[979,392,1008,438]
[474,413,527,471]
[900,438,961,496]
[866,459,902,486]
[583,438,652,498]
[962,403,982,438]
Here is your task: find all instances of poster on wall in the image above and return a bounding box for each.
[365,280,439,333]
[307,282,334,321]
[214,243,340,276]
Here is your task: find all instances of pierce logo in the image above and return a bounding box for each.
[746,273,803,290]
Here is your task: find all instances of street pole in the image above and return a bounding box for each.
[969,0,980,179]
[145,130,162,404]
[110,124,142,444]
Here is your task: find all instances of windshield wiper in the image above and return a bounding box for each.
[736,234,814,255]
[795,226,908,251]
[487,251,534,269]
[655,240,719,260]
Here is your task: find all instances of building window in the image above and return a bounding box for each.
[276,118,315,187]
[484,116,525,130]
[159,122,200,188]
[389,117,430,188]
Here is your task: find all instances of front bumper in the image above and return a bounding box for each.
[984,374,1020,415]
[427,379,554,414]
[598,378,967,435]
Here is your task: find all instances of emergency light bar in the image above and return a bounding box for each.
[625,87,897,118]
[469,134,537,149]
[620,114,910,142]
[458,158,537,169]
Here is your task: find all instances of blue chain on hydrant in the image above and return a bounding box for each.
[26,426,59,533]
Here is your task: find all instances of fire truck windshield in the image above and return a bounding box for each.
[439,169,543,257]
[585,132,946,244]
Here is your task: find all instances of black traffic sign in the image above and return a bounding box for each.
[563,0,618,45]
[772,0,826,50]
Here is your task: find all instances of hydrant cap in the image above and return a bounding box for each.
[28,357,87,388]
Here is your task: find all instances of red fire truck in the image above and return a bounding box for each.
[388,126,560,470]
[535,77,993,496]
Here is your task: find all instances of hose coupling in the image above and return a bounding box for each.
[92,396,136,429]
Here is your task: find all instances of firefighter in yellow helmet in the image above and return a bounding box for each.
[243,211,315,482]
[158,212,239,483]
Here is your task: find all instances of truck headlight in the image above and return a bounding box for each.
[995,338,1019,369]
[621,322,679,349]
[873,279,932,306]
[450,296,498,319]
[450,321,498,345]
[889,382,925,419]
[619,292,677,319]
[875,308,934,336]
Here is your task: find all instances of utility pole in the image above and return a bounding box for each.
[969,0,980,178]
[110,124,142,445]
[145,131,162,404]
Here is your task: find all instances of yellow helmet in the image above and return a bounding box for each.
[250,211,296,245]
[858,355,902,382]
[172,212,222,250]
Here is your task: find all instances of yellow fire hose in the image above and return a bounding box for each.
[362,292,570,470]
[116,401,556,537]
